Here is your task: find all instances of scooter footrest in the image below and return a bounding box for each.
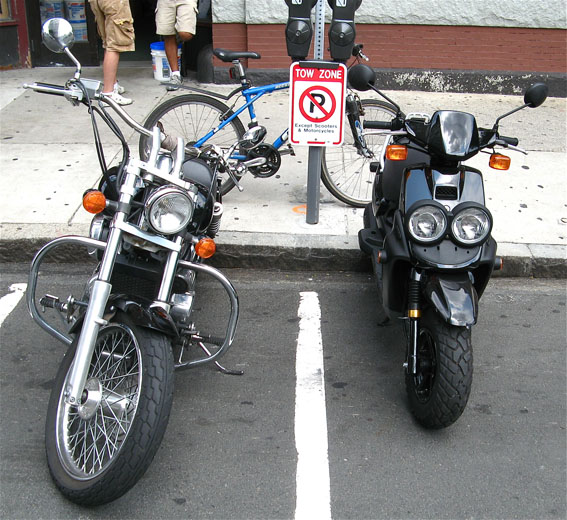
[358,228,384,255]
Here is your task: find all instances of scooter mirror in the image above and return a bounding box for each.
[524,83,548,108]
[42,18,75,53]
[347,64,376,91]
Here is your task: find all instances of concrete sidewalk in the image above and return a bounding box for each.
[0,63,565,276]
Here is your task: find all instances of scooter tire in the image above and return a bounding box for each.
[405,308,473,429]
[45,312,174,505]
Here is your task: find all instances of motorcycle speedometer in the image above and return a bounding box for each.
[406,202,447,244]
[146,186,194,235]
[451,203,492,246]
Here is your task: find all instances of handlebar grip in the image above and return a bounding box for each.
[500,135,519,146]
[363,120,393,130]
[25,82,69,96]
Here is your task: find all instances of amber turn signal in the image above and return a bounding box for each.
[489,153,511,170]
[195,238,216,259]
[83,190,107,214]
[385,144,408,161]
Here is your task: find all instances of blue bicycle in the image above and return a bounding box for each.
[140,46,397,207]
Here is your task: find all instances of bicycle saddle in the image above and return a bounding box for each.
[213,48,261,62]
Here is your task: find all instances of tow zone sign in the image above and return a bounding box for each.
[289,61,347,146]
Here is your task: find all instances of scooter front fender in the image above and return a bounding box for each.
[424,272,478,327]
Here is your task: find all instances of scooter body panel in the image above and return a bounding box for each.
[361,157,498,323]
[423,272,479,326]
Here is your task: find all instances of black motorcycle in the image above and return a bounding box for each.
[349,64,548,429]
[24,19,240,505]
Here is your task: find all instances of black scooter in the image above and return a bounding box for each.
[350,64,548,429]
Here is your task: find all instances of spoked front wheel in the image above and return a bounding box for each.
[45,312,174,505]
[321,99,398,207]
[405,308,473,429]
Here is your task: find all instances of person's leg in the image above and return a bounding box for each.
[102,49,120,93]
[172,0,196,73]
[163,34,179,73]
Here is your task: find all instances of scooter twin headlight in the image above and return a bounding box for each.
[451,203,492,246]
[407,204,447,243]
[406,201,492,246]
[145,186,194,235]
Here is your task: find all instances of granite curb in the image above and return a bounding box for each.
[1,231,565,278]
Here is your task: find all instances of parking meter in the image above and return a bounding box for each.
[284,0,318,61]
[327,0,362,62]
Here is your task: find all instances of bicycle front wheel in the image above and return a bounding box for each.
[321,99,398,208]
[140,94,246,193]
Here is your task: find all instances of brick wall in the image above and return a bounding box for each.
[213,23,566,74]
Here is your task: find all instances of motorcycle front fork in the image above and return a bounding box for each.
[63,179,134,405]
[63,166,183,405]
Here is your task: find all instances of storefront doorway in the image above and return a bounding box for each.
[28,0,211,72]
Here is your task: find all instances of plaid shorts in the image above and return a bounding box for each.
[88,0,135,52]
[156,0,198,36]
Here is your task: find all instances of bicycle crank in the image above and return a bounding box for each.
[246,144,281,178]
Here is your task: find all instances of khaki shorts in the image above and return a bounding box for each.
[88,0,135,52]
[155,0,198,36]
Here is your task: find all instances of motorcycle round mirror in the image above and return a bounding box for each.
[42,18,75,53]
[348,64,376,91]
[524,82,548,108]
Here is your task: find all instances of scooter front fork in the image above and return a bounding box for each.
[405,270,422,375]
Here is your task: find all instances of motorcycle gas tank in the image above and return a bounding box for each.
[181,158,215,233]
[402,165,485,212]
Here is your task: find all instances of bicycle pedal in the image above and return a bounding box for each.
[280,145,295,157]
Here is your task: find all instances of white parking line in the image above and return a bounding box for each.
[295,291,331,520]
[0,283,27,327]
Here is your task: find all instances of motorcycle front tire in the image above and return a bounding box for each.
[405,308,473,429]
[45,312,174,506]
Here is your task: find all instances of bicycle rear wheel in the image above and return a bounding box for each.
[140,94,246,194]
[321,99,398,208]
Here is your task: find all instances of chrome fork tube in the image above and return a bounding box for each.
[155,236,183,308]
[64,169,138,406]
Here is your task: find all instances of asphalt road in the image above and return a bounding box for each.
[0,265,565,519]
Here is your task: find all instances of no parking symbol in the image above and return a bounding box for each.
[299,85,336,123]
[289,61,347,146]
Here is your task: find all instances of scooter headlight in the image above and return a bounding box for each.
[146,186,194,235]
[406,203,447,244]
[451,203,492,246]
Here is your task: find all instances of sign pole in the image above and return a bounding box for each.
[305,0,325,225]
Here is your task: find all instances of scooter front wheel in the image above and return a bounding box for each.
[405,308,473,429]
[45,312,174,505]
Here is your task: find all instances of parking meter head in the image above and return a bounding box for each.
[284,0,318,61]
[327,0,361,62]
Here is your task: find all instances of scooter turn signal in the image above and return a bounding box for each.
[489,153,511,170]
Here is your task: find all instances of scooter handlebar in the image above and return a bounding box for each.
[498,135,519,147]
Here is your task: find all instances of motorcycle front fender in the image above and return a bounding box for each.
[423,272,478,327]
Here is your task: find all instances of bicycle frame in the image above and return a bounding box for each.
[192,81,290,160]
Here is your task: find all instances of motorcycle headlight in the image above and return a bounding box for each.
[406,203,447,244]
[145,186,194,235]
[451,203,492,246]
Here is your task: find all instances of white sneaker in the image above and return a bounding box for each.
[113,82,125,94]
[165,73,183,91]
[101,90,133,106]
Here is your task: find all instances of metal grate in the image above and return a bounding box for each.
[435,185,459,200]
